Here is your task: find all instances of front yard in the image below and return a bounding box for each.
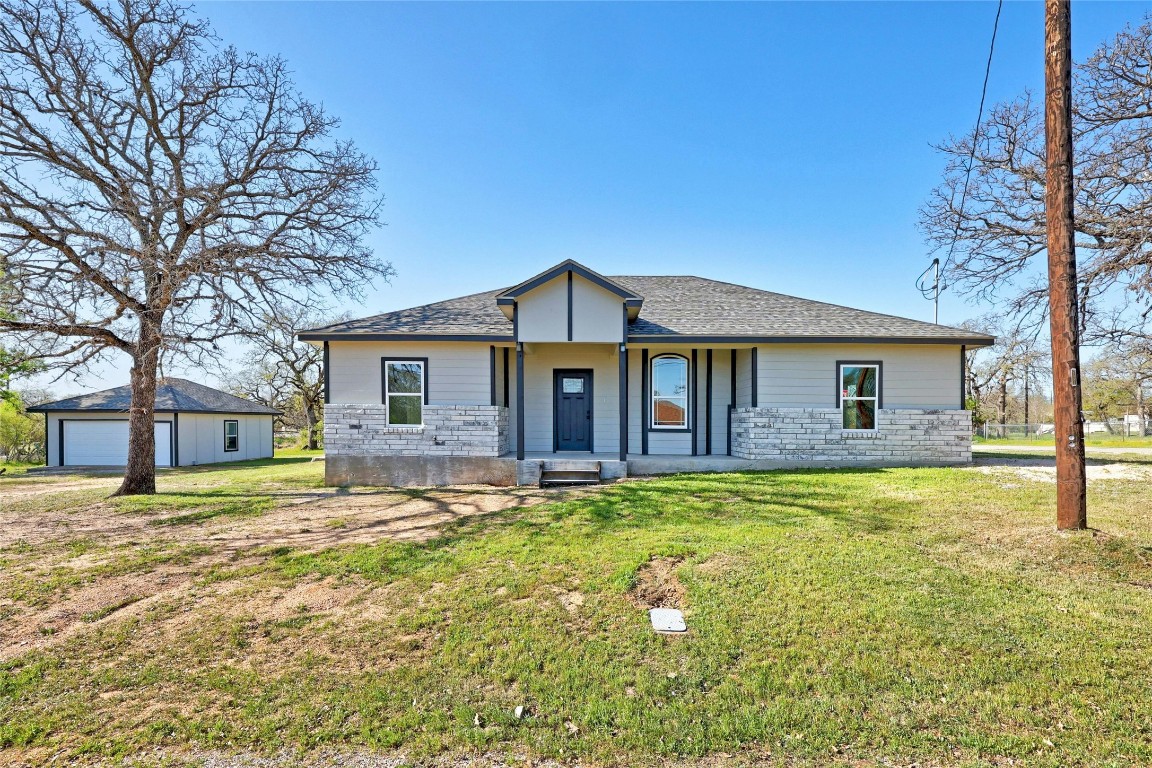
[2,456,1151,767]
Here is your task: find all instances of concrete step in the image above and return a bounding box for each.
[542,460,602,472]
[540,461,602,487]
[540,475,602,487]
[541,468,600,481]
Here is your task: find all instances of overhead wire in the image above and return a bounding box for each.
[918,0,1005,301]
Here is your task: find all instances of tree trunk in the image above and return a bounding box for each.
[304,401,319,450]
[999,378,1009,426]
[114,322,162,496]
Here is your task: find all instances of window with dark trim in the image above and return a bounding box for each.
[224,419,239,452]
[839,363,879,430]
[385,360,425,425]
[651,354,689,429]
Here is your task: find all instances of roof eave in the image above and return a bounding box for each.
[298,332,516,343]
[626,334,996,347]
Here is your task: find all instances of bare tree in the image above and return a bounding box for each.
[230,303,335,450]
[1083,343,1152,429]
[962,315,1050,427]
[921,16,1152,343]
[0,0,391,494]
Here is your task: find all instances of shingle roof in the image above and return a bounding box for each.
[299,275,994,346]
[27,377,282,414]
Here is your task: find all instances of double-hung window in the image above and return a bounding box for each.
[384,360,425,426]
[651,354,689,429]
[223,420,239,452]
[839,363,880,430]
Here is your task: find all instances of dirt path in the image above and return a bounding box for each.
[968,453,1152,482]
[0,482,576,661]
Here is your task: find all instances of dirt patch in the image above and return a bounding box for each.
[0,483,577,662]
[629,556,686,609]
[968,457,1152,483]
[694,552,745,578]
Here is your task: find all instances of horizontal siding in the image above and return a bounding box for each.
[735,348,753,407]
[328,341,493,406]
[522,343,620,453]
[759,343,962,409]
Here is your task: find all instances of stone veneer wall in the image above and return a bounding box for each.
[731,407,971,464]
[324,404,509,457]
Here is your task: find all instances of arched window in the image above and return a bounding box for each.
[651,354,689,429]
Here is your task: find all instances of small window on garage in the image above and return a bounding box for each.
[224,419,239,451]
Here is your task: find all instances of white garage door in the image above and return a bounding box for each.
[62,421,172,467]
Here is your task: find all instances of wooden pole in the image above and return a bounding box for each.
[1044,0,1087,529]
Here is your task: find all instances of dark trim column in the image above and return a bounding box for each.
[751,347,759,408]
[516,342,525,460]
[503,347,510,408]
[323,341,330,405]
[960,345,967,409]
[58,420,64,466]
[567,270,574,341]
[691,348,699,456]
[173,413,180,467]
[728,349,736,456]
[489,345,497,406]
[619,343,628,461]
[641,348,649,455]
[705,349,713,455]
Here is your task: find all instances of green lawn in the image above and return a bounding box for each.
[2,459,1151,767]
[974,433,1152,448]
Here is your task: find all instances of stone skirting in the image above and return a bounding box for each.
[324,404,509,458]
[730,407,971,464]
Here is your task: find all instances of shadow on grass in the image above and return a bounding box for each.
[261,467,918,584]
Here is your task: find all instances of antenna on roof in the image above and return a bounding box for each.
[915,258,941,324]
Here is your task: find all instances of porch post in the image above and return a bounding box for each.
[516,342,525,460]
[489,345,497,406]
[619,343,628,461]
[641,348,649,455]
[728,349,736,456]
[751,347,758,407]
[691,348,699,456]
[705,349,713,456]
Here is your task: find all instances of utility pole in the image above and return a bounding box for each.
[1044,0,1087,529]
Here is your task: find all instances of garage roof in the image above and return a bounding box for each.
[27,377,282,415]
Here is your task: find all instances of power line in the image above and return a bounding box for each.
[918,0,1004,307]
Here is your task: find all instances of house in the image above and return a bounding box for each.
[300,260,994,487]
[30,377,280,468]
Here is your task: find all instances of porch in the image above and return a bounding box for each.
[502,341,756,461]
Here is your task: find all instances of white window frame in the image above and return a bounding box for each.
[838,362,880,431]
[650,354,690,430]
[223,419,239,452]
[384,359,426,427]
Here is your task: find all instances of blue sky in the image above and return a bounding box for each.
[38,0,1152,393]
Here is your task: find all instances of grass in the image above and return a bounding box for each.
[0,460,38,476]
[1,460,1151,766]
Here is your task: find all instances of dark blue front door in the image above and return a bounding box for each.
[554,370,592,451]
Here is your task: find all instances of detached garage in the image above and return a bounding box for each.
[30,378,280,468]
